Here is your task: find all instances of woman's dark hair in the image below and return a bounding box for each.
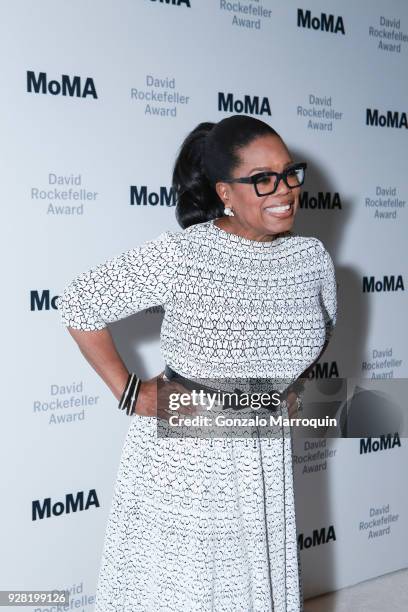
[172,114,280,229]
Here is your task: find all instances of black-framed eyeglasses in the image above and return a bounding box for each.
[222,162,307,197]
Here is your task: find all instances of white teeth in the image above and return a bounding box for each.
[264,204,291,213]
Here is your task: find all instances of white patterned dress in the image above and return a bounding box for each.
[56,218,337,612]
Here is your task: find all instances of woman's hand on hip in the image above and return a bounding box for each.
[133,371,199,421]
[286,390,302,418]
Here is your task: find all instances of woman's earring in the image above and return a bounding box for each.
[224,207,235,216]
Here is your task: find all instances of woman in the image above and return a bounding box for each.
[57,114,337,611]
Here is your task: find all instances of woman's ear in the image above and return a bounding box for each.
[215,181,229,203]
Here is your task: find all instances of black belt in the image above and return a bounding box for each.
[163,364,282,412]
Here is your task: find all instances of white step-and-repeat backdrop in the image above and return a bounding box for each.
[1,0,407,608]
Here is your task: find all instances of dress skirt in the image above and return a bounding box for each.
[94,408,304,612]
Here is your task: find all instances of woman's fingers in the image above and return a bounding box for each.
[286,391,299,418]
[159,379,205,416]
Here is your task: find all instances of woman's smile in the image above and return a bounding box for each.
[262,200,294,218]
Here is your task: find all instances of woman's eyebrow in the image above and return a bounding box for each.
[248,160,295,173]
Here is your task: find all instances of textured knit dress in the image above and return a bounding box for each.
[56,218,337,612]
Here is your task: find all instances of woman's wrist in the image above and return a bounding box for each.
[111,371,132,402]
[117,372,143,415]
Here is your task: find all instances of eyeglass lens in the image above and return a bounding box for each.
[255,166,305,195]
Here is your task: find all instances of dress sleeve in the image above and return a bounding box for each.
[320,244,337,344]
[289,242,338,395]
[55,230,179,331]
